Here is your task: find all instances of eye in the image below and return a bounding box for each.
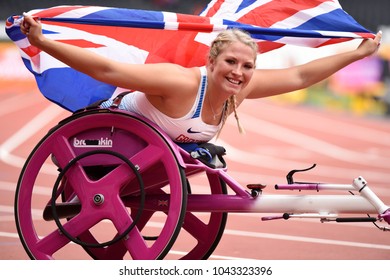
[244,63,254,69]
[225,59,236,65]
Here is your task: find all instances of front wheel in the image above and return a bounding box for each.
[15,110,188,259]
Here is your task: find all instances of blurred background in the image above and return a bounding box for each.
[1,0,390,117]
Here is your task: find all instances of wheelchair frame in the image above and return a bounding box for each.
[14,106,390,260]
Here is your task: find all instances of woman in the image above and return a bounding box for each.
[21,14,382,144]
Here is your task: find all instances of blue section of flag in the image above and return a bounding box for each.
[297,9,372,32]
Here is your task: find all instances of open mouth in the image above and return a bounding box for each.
[226,77,242,85]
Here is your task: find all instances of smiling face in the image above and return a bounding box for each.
[208,41,256,97]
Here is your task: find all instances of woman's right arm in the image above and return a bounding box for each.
[21,15,196,96]
[22,15,117,81]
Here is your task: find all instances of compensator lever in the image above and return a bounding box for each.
[286,163,317,184]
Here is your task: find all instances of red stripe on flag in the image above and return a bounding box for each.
[356,32,375,39]
[176,13,213,31]
[21,45,41,57]
[237,0,328,27]
[177,13,211,23]
[41,20,162,51]
[315,32,374,48]
[6,16,21,27]
[258,41,285,53]
[317,37,350,47]
[177,22,214,32]
[203,0,224,17]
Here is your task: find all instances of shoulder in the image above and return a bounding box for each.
[169,65,203,88]
[156,63,201,81]
[135,64,201,96]
[156,65,202,99]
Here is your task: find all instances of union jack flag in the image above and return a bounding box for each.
[5,0,374,112]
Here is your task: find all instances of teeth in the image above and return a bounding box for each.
[227,78,240,85]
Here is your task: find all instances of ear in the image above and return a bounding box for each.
[207,57,215,71]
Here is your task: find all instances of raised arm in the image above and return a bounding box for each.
[245,31,382,99]
[21,14,196,96]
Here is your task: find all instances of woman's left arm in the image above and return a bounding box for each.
[245,31,382,99]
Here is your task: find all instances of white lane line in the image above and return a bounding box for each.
[167,250,254,260]
[0,180,55,195]
[223,228,390,250]
[0,231,253,260]
[219,141,390,183]
[0,103,64,174]
[0,92,43,116]
[1,222,389,253]
[253,101,390,145]
[236,112,390,167]
[0,232,19,239]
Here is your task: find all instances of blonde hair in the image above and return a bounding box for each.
[209,29,257,138]
[215,95,245,139]
[209,28,258,62]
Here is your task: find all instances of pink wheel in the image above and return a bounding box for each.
[60,170,227,260]
[175,174,227,260]
[15,110,187,259]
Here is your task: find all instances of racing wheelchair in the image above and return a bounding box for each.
[14,99,390,260]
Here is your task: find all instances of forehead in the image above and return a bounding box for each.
[219,41,256,62]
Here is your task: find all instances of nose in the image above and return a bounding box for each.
[231,65,243,76]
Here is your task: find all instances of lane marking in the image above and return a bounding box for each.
[219,141,390,183]
[0,103,64,174]
[0,231,253,260]
[0,92,43,116]
[223,228,390,250]
[237,112,390,167]
[257,101,390,145]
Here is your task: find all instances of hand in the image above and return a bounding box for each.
[356,31,382,58]
[20,13,44,46]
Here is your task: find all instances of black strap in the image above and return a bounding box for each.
[110,91,134,108]
[73,90,134,114]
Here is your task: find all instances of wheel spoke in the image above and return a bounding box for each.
[51,136,91,198]
[119,144,164,196]
[89,239,128,260]
[182,212,210,241]
[35,211,98,257]
[35,228,71,257]
[98,162,137,193]
[51,135,77,169]
[132,144,164,171]
[121,225,150,259]
[84,209,156,260]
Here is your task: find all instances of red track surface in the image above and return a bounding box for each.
[1,86,390,260]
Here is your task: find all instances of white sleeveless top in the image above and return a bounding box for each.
[100,66,221,143]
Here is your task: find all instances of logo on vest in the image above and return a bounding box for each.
[187,127,201,134]
[73,137,113,148]
[175,134,198,143]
